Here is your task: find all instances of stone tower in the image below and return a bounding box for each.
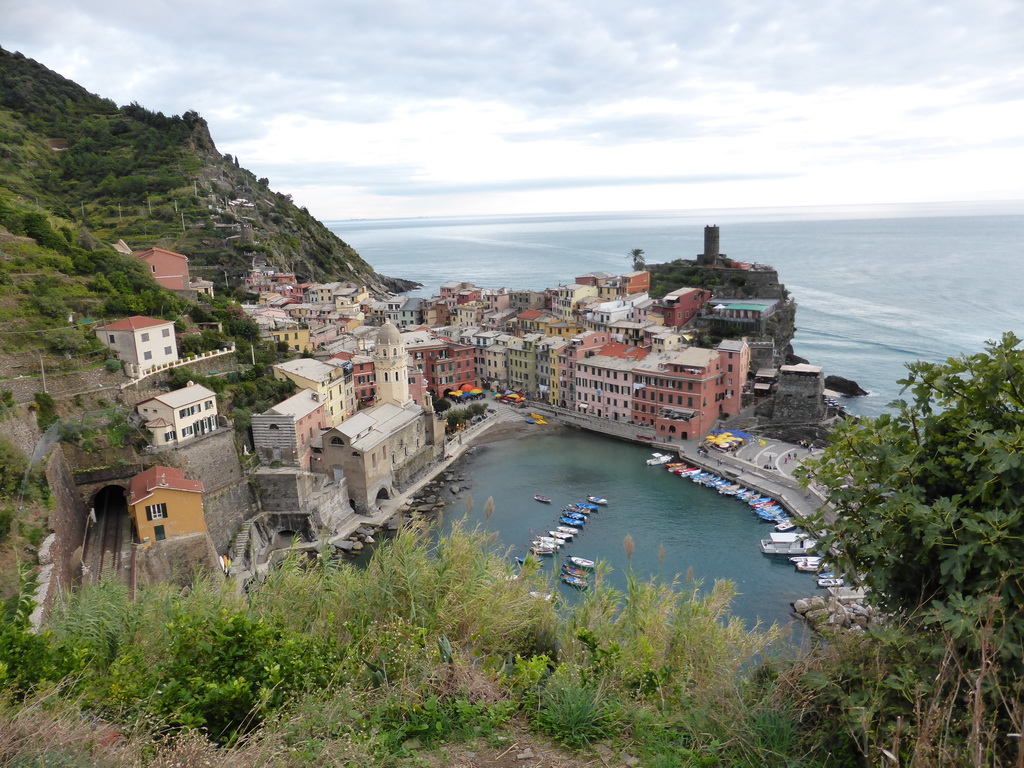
[374,321,410,407]
[698,225,720,266]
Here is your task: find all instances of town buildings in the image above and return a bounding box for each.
[128,465,207,549]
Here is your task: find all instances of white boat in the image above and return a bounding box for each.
[646,452,672,465]
[530,545,556,556]
[549,530,573,541]
[791,556,823,572]
[817,576,845,588]
[760,532,817,555]
[533,536,562,548]
[586,496,609,505]
[567,556,595,569]
[774,519,796,532]
[557,526,579,535]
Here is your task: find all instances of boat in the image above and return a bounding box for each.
[561,574,588,589]
[759,532,818,555]
[561,565,587,577]
[567,556,595,569]
[529,545,556,556]
[790,556,823,572]
[559,517,585,528]
[533,494,552,503]
[576,502,600,512]
[557,525,580,535]
[817,576,845,588]
[646,452,672,465]
[563,511,587,521]
[549,530,573,541]
[532,537,562,548]
[774,519,796,532]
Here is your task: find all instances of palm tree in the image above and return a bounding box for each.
[628,248,645,270]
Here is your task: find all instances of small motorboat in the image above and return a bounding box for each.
[561,574,588,589]
[530,545,556,556]
[564,511,587,521]
[774,519,796,532]
[646,452,672,465]
[817,576,845,588]
[559,517,585,528]
[533,494,552,503]
[549,530,573,541]
[532,537,562,548]
[567,556,595,569]
[561,564,587,577]
[557,525,580,535]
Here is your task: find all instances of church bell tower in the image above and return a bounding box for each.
[374,321,410,407]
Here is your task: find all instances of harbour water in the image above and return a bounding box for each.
[441,430,814,633]
[330,202,1024,418]
[330,202,1024,629]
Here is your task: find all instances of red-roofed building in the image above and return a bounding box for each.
[95,316,178,376]
[128,466,206,549]
[134,247,191,291]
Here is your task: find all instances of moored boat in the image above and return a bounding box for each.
[549,530,573,541]
[646,452,672,465]
[561,574,588,589]
[559,517,585,527]
[530,545,556,555]
[759,531,817,555]
[817,576,845,588]
[557,525,579,535]
[567,556,595,569]
[533,494,552,503]
[586,496,609,505]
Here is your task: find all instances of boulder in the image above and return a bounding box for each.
[825,375,868,397]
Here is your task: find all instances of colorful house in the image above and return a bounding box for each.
[135,381,219,448]
[95,316,178,377]
[128,466,206,549]
[134,247,190,291]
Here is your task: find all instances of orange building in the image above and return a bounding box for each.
[134,247,191,291]
[128,466,207,549]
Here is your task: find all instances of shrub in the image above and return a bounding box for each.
[103,358,122,372]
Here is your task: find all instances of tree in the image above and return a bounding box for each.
[628,248,645,271]
[804,333,1024,667]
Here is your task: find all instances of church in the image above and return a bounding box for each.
[319,321,446,513]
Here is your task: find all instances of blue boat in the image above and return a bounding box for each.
[559,517,585,528]
[564,511,587,520]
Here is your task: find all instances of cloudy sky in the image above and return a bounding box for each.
[5,1,1024,220]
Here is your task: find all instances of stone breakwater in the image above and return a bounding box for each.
[793,595,885,634]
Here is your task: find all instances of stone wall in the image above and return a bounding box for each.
[154,430,258,553]
[41,445,88,611]
[771,369,826,424]
[136,532,220,587]
[0,366,125,406]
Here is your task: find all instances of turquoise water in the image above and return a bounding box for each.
[441,430,815,633]
[330,204,1024,418]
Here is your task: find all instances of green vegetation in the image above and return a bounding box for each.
[445,401,488,432]
[806,333,1024,664]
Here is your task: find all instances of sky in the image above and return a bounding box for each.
[4,0,1024,221]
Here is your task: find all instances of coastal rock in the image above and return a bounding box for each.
[825,375,868,397]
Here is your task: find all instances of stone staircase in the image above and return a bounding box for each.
[232,521,252,569]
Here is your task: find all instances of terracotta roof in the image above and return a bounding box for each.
[129,465,204,504]
[517,309,544,320]
[96,316,172,332]
[133,247,188,261]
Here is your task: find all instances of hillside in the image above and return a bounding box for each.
[0,46,412,293]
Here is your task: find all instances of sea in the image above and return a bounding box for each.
[328,202,1024,631]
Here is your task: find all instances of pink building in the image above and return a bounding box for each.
[251,389,328,470]
[555,330,611,409]
[573,343,649,422]
[134,247,190,291]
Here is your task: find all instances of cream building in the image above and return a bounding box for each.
[95,316,178,377]
[136,381,219,448]
[273,357,356,427]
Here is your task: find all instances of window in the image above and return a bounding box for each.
[141,333,150,342]
[108,334,115,343]
[205,400,213,410]
[143,351,153,361]
[164,346,172,355]
[154,525,166,541]
[162,328,170,337]
[145,503,167,521]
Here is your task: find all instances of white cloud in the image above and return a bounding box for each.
[4,0,1024,218]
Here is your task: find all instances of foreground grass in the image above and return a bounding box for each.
[2,522,1021,767]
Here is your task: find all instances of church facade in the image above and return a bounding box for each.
[320,321,446,513]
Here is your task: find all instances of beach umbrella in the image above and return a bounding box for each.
[448,391,461,398]
[460,383,475,391]
[471,388,483,394]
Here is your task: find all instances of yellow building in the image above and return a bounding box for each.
[273,357,355,427]
[270,327,312,353]
[128,466,207,550]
